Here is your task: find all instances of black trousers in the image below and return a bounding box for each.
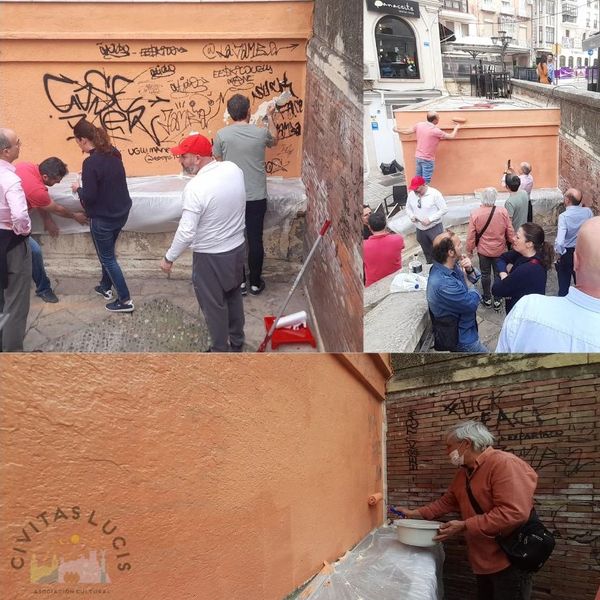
[244,199,267,287]
[556,247,575,297]
[476,564,533,600]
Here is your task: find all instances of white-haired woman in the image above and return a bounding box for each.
[466,188,515,311]
[397,420,538,600]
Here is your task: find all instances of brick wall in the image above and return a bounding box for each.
[387,356,600,600]
[512,80,600,214]
[301,0,363,351]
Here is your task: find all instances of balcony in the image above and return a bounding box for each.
[442,0,469,11]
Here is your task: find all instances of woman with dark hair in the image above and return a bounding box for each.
[491,223,554,313]
[71,119,133,312]
[537,55,550,84]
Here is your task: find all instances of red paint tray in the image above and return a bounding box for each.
[263,316,317,350]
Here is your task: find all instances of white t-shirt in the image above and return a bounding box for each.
[165,160,246,260]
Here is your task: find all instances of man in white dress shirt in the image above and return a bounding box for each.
[497,216,600,352]
[0,127,32,352]
[405,175,448,263]
[160,133,247,352]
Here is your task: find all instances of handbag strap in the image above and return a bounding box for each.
[475,206,496,246]
[465,475,485,515]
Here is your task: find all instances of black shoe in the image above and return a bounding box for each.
[38,290,59,303]
[480,297,492,308]
[240,282,247,296]
[493,299,503,311]
[106,299,134,313]
[230,343,244,352]
[249,280,266,296]
[95,286,113,300]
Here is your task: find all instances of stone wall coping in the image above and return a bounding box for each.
[512,79,600,111]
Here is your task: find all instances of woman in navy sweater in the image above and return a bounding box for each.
[71,119,134,313]
[492,223,554,313]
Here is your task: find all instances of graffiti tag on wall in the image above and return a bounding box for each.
[42,40,305,173]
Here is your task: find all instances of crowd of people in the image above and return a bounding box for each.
[363,111,599,352]
[0,93,278,352]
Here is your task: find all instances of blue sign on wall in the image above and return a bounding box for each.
[371,121,379,130]
[588,49,594,56]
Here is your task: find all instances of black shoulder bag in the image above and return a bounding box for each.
[465,476,555,572]
[475,206,496,247]
[428,309,459,351]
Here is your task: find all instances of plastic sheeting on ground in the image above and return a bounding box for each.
[302,526,444,600]
[35,173,306,235]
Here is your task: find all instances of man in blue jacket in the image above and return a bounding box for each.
[427,229,488,353]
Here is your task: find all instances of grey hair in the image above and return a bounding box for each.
[520,162,531,175]
[481,187,497,207]
[446,420,495,451]
[0,129,12,151]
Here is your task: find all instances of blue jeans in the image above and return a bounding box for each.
[415,158,435,184]
[457,339,489,353]
[29,237,52,295]
[89,215,130,302]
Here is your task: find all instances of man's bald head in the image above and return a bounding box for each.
[520,162,531,175]
[564,188,583,206]
[427,111,439,124]
[574,216,600,297]
[0,128,20,163]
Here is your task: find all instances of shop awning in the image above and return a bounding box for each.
[582,31,600,51]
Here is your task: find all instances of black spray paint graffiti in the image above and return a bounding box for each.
[265,158,289,175]
[155,96,228,141]
[548,503,600,566]
[500,444,598,477]
[150,64,176,79]
[169,76,210,96]
[97,42,131,60]
[202,41,299,61]
[140,45,188,58]
[213,64,274,79]
[443,390,548,429]
[406,410,419,471]
[43,69,169,145]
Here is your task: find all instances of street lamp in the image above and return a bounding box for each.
[491,30,513,72]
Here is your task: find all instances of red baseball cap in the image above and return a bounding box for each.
[408,176,426,191]
[170,134,212,157]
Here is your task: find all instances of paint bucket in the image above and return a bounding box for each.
[395,519,442,547]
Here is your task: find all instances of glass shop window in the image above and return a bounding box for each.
[375,16,420,80]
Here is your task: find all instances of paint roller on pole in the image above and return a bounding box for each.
[257,218,332,353]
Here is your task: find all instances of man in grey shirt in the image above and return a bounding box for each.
[213,94,277,295]
[504,174,529,233]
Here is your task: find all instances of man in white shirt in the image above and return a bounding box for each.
[405,175,448,263]
[160,133,247,352]
[496,216,600,352]
[0,127,32,352]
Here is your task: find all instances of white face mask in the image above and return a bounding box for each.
[449,448,465,467]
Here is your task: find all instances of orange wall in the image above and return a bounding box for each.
[0,354,387,600]
[396,109,560,195]
[0,2,312,176]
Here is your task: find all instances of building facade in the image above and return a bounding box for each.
[363,0,445,173]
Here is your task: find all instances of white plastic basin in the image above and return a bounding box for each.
[395,519,442,547]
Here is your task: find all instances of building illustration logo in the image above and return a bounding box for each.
[9,506,131,590]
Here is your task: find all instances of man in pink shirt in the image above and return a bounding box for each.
[466,187,515,311]
[0,128,32,351]
[395,111,461,184]
[397,420,538,600]
[363,211,405,286]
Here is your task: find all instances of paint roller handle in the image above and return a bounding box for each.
[319,220,332,236]
[388,506,406,518]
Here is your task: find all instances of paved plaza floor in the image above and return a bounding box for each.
[24,260,318,353]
